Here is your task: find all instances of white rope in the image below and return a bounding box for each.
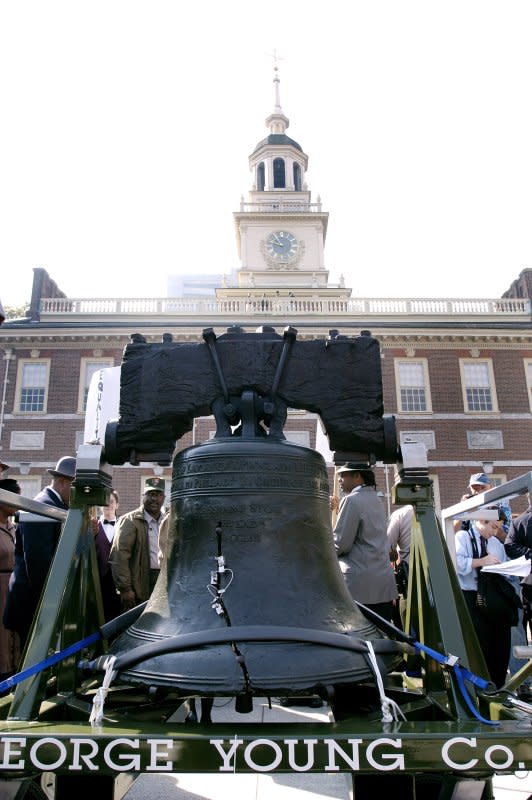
[365,640,406,723]
[89,655,117,726]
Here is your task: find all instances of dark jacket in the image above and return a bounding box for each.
[3,486,68,647]
[505,506,532,595]
[94,520,121,621]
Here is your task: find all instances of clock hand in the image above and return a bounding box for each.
[272,233,283,246]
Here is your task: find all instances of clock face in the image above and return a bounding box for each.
[265,230,299,261]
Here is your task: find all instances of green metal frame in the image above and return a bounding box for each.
[0,467,531,797]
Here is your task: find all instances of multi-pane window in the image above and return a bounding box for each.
[525,360,532,412]
[461,360,497,412]
[17,361,49,412]
[79,358,113,413]
[488,474,507,488]
[16,476,42,500]
[395,360,431,412]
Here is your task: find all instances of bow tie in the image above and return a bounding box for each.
[103,520,116,526]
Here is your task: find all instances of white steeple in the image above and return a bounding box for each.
[247,59,308,194]
[264,58,290,135]
[225,62,350,302]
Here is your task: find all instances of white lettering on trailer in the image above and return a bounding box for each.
[0,737,26,769]
[69,738,99,771]
[103,738,141,771]
[30,738,67,771]
[284,739,318,771]
[146,739,174,771]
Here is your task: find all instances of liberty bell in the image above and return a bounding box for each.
[104,326,403,707]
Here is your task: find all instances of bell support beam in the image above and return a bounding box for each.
[7,446,112,721]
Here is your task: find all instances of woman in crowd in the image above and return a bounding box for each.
[0,478,21,684]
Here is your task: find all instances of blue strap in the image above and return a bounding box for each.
[410,641,498,725]
[413,641,492,690]
[0,603,148,695]
[452,663,499,726]
[0,631,101,695]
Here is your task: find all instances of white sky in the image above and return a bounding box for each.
[1,0,531,309]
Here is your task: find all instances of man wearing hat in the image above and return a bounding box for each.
[333,463,398,623]
[3,456,76,649]
[453,472,511,534]
[110,477,166,611]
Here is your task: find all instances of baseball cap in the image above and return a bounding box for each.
[468,472,491,488]
[143,477,166,493]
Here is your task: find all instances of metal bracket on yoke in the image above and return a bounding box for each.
[204,326,295,439]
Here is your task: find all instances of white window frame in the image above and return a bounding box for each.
[525,359,532,413]
[487,473,507,488]
[459,358,498,413]
[14,359,51,414]
[16,475,42,500]
[77,358,114,414]
[394,358,432,413]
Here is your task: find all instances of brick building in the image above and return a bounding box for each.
[0,70,531,518]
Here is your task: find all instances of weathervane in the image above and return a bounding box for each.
[265,49,284,112]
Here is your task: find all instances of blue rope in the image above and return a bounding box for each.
[0,631,101,695]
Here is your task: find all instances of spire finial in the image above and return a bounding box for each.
[265,49,284,112]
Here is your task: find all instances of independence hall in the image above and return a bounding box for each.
[0,70,531,517]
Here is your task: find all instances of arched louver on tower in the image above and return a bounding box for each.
[257,162,265,191]
[273,157,286,188]
[293,162,301,191]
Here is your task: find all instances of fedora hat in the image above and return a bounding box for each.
[336,462,371,475]
[47,456,76,480]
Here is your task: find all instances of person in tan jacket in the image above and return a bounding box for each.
[110,477,165,610]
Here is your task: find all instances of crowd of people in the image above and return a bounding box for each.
[0,456,530,704]
[0,460,167,689]
[331,464,532,697]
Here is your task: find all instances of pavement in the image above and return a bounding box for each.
[118,698,532,800]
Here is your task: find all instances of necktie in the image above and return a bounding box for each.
[103,520,115,526]
[479,535,487,558]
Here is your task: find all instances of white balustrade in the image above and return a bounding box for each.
[39,295,530,319]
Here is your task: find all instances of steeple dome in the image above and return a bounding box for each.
[249,63,308,192]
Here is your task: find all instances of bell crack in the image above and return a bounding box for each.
[208,522,252,695]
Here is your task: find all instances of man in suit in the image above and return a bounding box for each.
[3,456,76,649]
[333,463,398,623]
[94,489,121,622]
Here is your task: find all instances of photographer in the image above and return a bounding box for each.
[453,472,511,534]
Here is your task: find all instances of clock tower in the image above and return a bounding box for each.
[227,64,351,303]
